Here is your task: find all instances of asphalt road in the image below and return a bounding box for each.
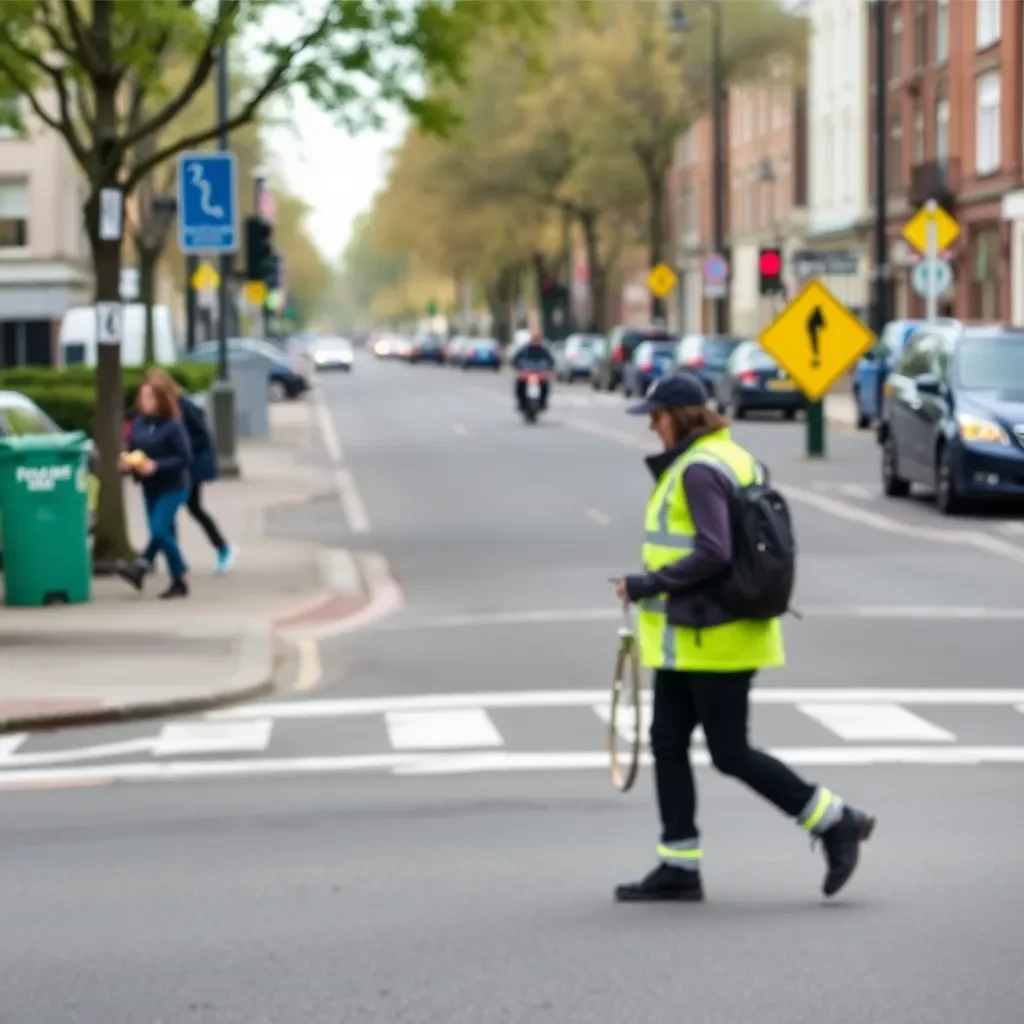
[4,351,1024,1022]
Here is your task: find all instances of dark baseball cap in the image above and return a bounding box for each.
[626,370,709,415]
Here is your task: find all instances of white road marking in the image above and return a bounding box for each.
[995,521,1024,537]
[294,637,322,692]
[453,423,467,435]
[385,708,503,750]
[837,483,874,500]
[335,468,371,533]
[591,702,704,744]
[0,737,153,767]
[367,604,1024,633]
[313,391,344,463]
[797,703,956,742]
[152,720,274,756]
[0,734,27,760]
[585,507,611,526]
[211,687,1024,722]
[7,745,1024,790]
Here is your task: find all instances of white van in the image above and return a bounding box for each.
[58,304,182,367]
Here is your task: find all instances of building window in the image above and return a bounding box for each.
[890,9,902,80]
[976,0,1001,50]
[936,0,949,62]
[888,115,902,192]
[975,72,1001,174]
[0,179,28,248]
[935,96,950,165]
[914,0,928,67]
[912,102,925,164]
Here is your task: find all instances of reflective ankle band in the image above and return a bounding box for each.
[657,839,702,870]
[798,786,844,835]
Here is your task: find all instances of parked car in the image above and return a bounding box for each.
[879,321,1024,514]
[308,336,354,371]
[555,333,603,382]
[411,334,445,364]
[714,340,808,420]
[185,339,310,401]
[675,334,743,395]
[853,319,922,429]
[460,337,502,370]
[590,326,674,391]
[445,337,469,366]
[0,390,100,540]
[623,339,677,398]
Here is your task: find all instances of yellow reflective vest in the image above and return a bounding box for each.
[636,429,785,673]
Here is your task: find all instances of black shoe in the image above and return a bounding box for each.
[614,864,704,903]
[159,579,189,600]
[820,807,876,897]
[117,562,146,591]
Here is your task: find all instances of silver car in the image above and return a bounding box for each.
[555,333,603,382]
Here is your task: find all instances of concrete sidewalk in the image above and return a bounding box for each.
[0,397,372,732]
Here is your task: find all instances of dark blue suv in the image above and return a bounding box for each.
[880,321,1024,514]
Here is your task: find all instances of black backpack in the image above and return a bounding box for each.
[709,460,798,621]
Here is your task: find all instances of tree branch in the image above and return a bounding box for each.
[36,0,99,75]
[118,0,240,154]
[124,24,321,192]
[0,28,88,165]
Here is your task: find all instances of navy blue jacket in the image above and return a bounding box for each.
[180,395,217,484]
[128,415,192,496]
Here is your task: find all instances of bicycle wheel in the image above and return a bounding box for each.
[608,626,642,793]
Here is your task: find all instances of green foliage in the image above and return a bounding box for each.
[0,365,218,434]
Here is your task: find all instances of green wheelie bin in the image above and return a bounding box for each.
[0,431,92,606]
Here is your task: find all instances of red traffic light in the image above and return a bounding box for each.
[759,249,782,277]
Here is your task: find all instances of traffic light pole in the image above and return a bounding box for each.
[210,19,240,479]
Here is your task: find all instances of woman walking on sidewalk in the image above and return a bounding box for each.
[147,369,238,574]
[118,377,192,599]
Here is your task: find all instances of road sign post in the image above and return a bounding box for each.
[925,199,938,322]
[758,279,877,461]
[902,201,959,324]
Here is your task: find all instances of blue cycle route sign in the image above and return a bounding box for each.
[177,151,238,254]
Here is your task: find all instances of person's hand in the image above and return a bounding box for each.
[613,578,629,603]
[137,460,156,477]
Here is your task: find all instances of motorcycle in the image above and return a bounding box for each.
[518,370,549,424]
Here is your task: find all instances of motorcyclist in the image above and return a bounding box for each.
[511,329,555,411]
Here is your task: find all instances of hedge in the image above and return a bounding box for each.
[0,364,218,435]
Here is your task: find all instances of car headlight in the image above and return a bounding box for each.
[956,412,1009,445]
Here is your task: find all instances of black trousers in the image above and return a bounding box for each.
[514,377,549,409]
[651,669,817,844]
[175,483,227,551]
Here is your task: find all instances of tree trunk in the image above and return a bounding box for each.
[139,246,158,365]
[85,194,134,565]
[647,169,667,322]
[579,210,607,333]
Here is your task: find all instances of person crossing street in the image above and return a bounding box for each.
[611,371,875,903]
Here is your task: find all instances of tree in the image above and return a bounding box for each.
[567,0,807,318]
[0,0,547,562]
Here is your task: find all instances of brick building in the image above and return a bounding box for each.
[671,59,807,337]
[873,0,1023,321]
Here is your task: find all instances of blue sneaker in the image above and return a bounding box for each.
[215,544,238,574]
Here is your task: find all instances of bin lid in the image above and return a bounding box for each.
[0,430,89,459]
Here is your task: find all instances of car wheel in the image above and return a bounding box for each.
[269,380,288,402]
[783,408,797,421]
[934,443,964,515]
[881,432,911,497]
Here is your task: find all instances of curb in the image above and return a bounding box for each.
[0,626,276,735]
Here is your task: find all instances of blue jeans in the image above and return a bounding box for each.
[141,489,189,581]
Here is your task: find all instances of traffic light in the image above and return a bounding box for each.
[758,247,783,295]
[244,215,273,282]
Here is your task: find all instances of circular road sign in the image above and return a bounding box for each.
[911,258,953,297]
[702,253,729,285]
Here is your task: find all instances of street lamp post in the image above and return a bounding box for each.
[670,0,728,334]
[208,21,240,479]
[871,0,889,338]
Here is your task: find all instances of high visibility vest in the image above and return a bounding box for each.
[635,429,785,673]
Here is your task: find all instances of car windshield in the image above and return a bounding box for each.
[704,337,741,365]
[625,329,672,345]
[955,335,1024,390]
[316,338,351,351]
[745,346,777,370]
